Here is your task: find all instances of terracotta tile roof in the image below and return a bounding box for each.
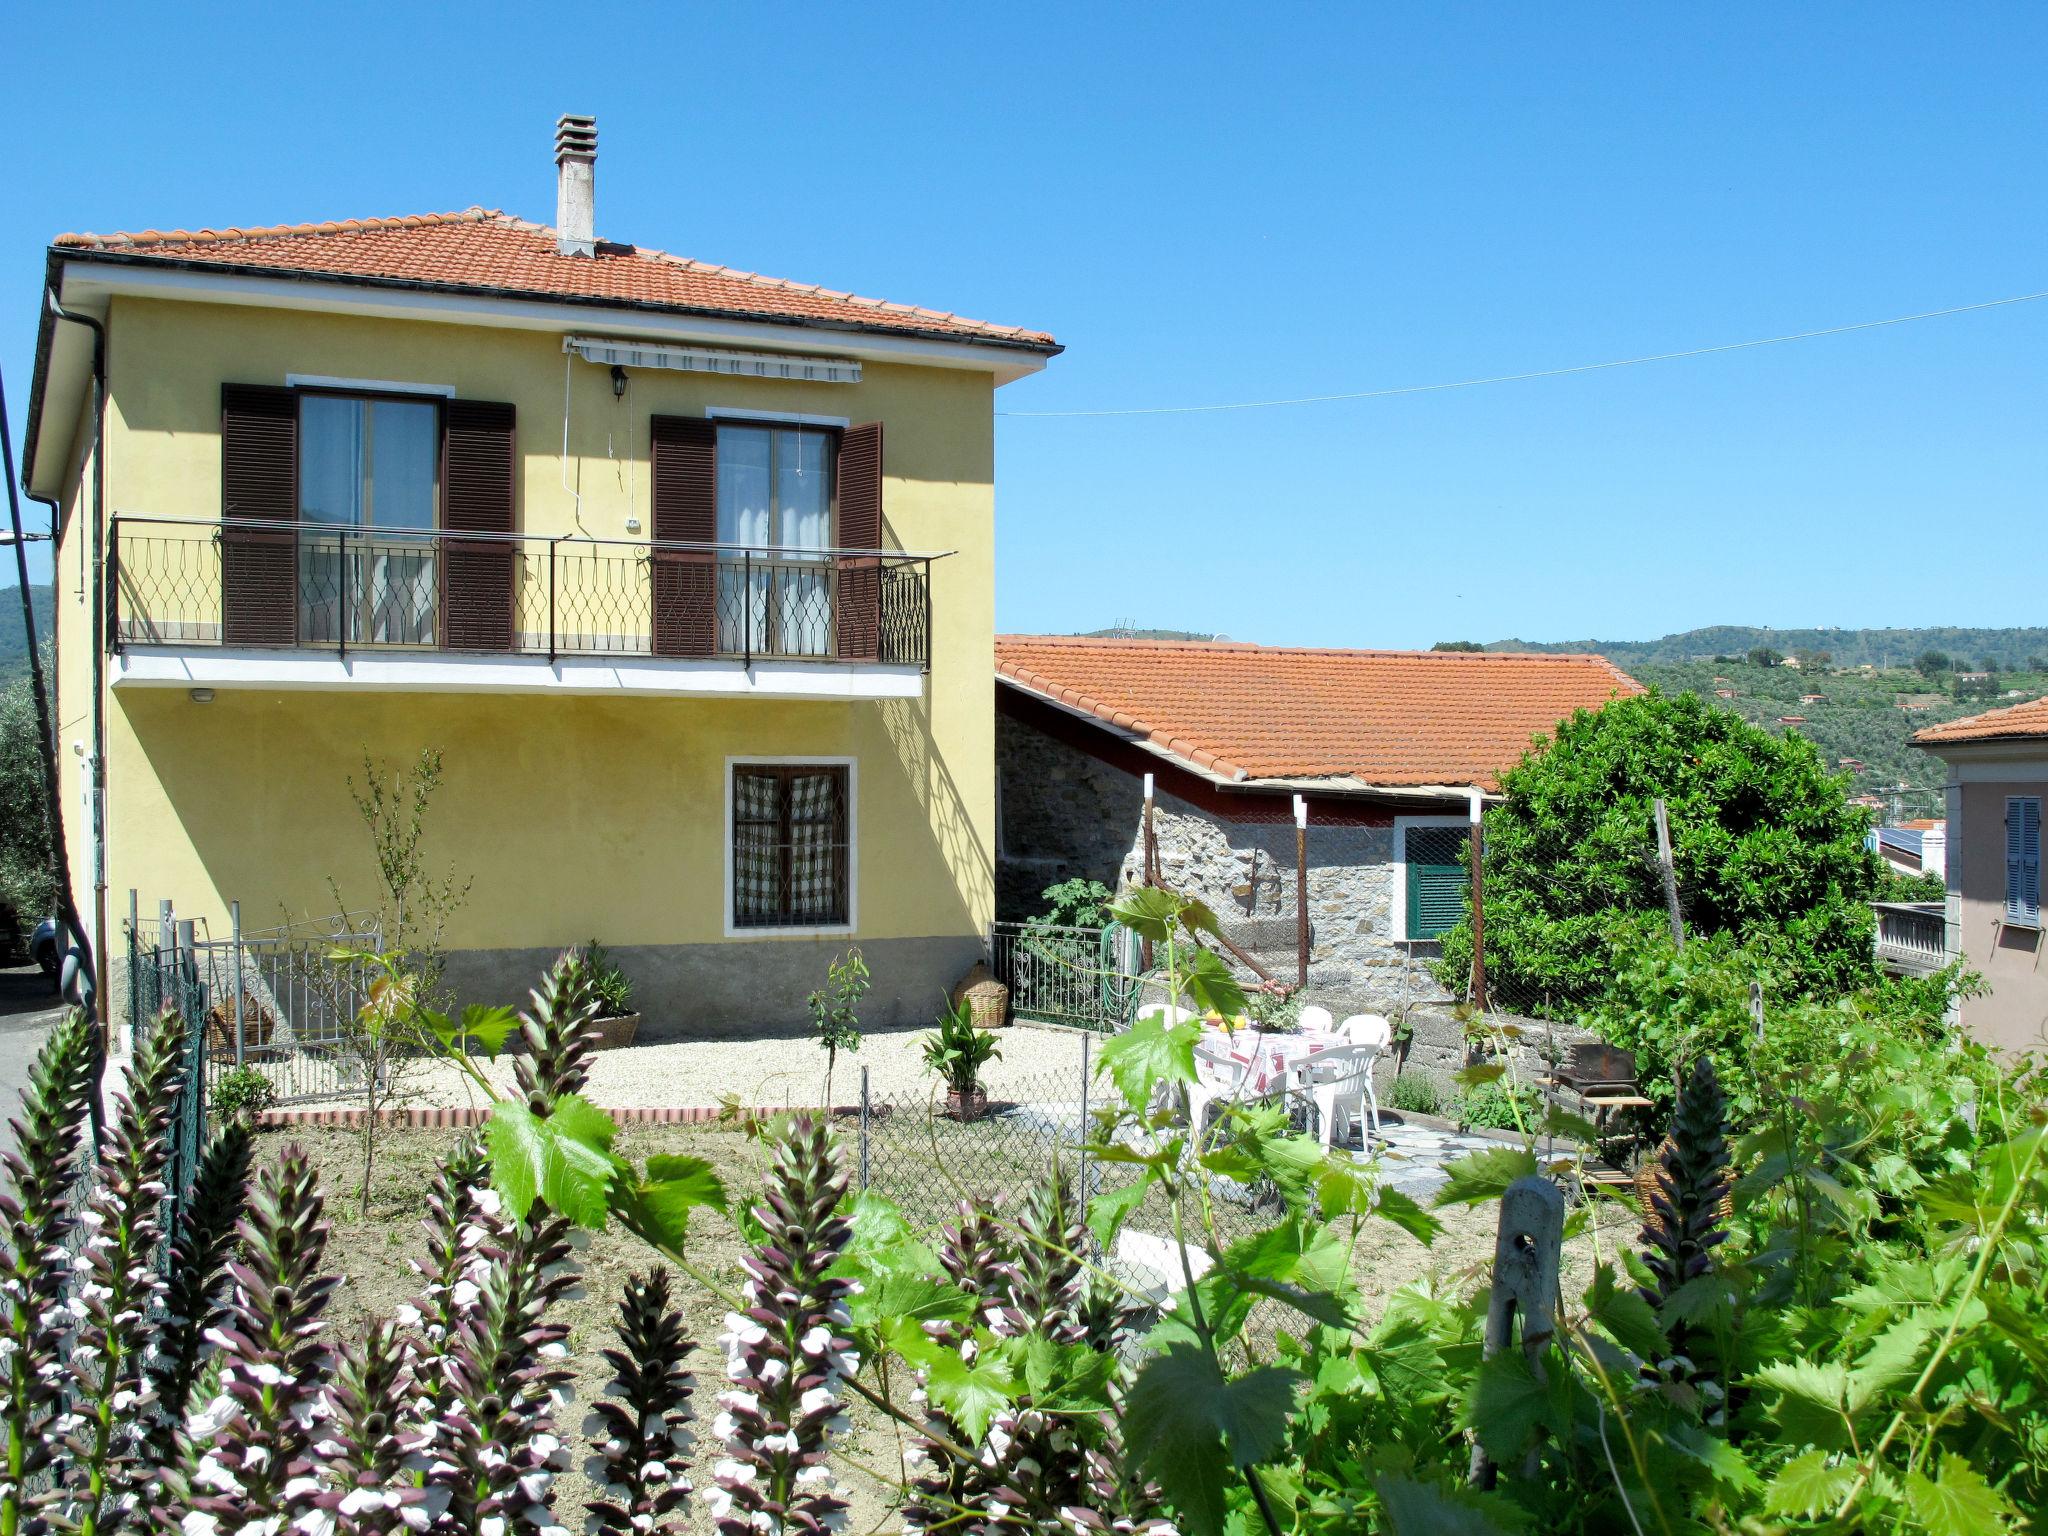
[52,208,1057,351]
[1913,694,2048,747]
[995,636,1642,790]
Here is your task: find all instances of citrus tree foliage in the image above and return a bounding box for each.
[1436,689,1883,1007]
[2,920,2043,1534]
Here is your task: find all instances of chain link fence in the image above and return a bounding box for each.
[850,1045,1296,1288]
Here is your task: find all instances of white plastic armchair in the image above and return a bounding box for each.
[1297,1004,1337,1035]
[1292,1042,1379,1151]
[1187,1040,1259,1140]
[1336,1014,1392,1142]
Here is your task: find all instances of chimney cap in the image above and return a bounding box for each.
[555,114,598,163]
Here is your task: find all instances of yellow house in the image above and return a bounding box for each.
[21,115,1060,1033]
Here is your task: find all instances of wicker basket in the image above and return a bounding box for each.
[1636,1136,1737,1240]
[951,963,1009,1030]
[205,996,278,1059]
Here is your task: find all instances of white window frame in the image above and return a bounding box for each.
[284,374,456,397]
[723,754,858,939]
[1390,815,1470,942]
[704,405,852,429]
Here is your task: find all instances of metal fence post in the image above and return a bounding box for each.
[231,899,246,1068]
[858,1067,872,1192]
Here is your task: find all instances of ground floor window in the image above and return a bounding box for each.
[1393,816,1471,940]
[730,761,853,930]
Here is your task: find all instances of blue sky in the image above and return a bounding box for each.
[7,2,2044,647]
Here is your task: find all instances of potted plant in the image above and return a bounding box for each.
[575,939,640,1050]
[923,997,1001,1121]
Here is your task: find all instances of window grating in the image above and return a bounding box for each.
[733,765,850,929]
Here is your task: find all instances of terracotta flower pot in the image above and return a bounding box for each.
[591,1011,640,1051]
[946,1085,988,1122]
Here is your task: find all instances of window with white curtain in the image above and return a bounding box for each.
[715,422,834,657]
[297,394,441,645]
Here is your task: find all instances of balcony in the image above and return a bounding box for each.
[1873,900,1949,976]
[107,517,934,700]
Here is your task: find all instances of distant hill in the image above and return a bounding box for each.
[0,587,54,684]
[1483,625,2048,671]
[1074,627,1228,642]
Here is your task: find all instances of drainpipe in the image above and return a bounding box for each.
[44,290,108,1025]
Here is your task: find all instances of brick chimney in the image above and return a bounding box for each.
[554,114,597,257]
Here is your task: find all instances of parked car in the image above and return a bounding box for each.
[29,919,61,989]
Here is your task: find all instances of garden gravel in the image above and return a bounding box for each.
[406,1019,1099,1111]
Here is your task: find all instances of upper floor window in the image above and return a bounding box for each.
[299,394,441,530]
[715,423,835,656]
[2010,795,2043,928]
[297,394,442,645]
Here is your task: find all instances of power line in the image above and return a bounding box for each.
[998,289,2048,419]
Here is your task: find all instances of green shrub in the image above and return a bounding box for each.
[572,939,634,1018]
[1455,1077,1541,1132]
[211,1064,276,1125]
[1034,877,1113,929]
[1384,1070,1450,1116]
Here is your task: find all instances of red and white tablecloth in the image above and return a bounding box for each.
[1200,1025,1347,1096]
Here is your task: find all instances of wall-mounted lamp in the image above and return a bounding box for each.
[610,364,628,399]
[189,688,215,704]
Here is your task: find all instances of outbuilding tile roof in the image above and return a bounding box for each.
[1913,694,2048,747]
[995,636,1641,790]
[53,208,1058,351]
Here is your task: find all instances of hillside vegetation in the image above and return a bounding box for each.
[1613,656,2040,812]
[1486,622,2048,671]
[0,586,54,686]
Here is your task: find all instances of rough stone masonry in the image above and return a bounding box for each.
[997,710,1461,1020]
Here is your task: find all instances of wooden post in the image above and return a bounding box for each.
[1139,773,1156,972]
[1294,795,1309,988]
[1468,789,1488,1013]
[1469,1175,1564,1489]
[1653,797,1685,949]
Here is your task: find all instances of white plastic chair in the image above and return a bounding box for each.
[1187,1041,1259,1139]
[1297,1003,1337,1036]
[1336,1015,1392,1142]
[1291,1042,1378,1151]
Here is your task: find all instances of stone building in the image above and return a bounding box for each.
[995,636,1641,1019]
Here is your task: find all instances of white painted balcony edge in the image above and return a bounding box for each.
[110,646,925,701]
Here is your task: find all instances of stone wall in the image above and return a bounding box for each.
[997,711,1459,1018]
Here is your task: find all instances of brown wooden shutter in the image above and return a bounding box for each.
[649,415,717,656]
[440,400,517,651]
[220,384,299,646]
[835,421,883,661]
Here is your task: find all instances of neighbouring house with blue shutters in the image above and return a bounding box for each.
[1915,696,2048,1053]
[991,636,1640,1018]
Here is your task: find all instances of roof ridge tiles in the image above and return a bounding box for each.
[50,207,1056,347]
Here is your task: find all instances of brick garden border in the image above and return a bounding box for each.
[252,1104,858,1130]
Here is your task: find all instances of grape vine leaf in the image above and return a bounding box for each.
[485,1093,620,1227]
[1904,1453,2017,1536]
[1126,1346,1303,1536]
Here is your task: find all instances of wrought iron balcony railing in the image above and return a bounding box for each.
[108,516,934,670]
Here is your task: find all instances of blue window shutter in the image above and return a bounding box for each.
[1405,825,1470,940]
[2011,796,2043,926]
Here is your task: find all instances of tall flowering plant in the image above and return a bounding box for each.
[707,1118,857,1536]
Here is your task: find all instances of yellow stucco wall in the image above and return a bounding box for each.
[60,295,999,968]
